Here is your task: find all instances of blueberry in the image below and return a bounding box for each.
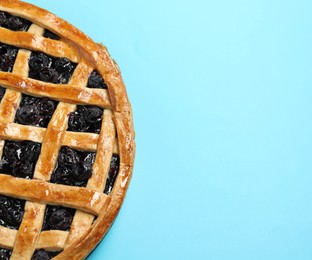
[29,52,52,71]
[104,154,120,194]
[77,153,95,181]
[0,44,18,72]
[0,252,9,260]
[16,95,58,127]
[6,16,24,31]
[0,196,10,215]
[6,46,17,57]
[25,142,41,162]
[55,57,74,73]
[39,68,59,83]
[29,52,76,84]
[0,45,8,55]
[3,141,21,162]
[4,201,24,227]
[1,12,31,31]
[58,147,79,166]
[71,162,91,181]
[1,141,40,178]
[51,148,95,187]
[0,87,6,101]
[32,250,60,259]
[0,56,11,72]
[43,29,60,40]
[58,74,69,84]
[76,105,87,114]
[5,208,23,227]
[12,160,33,179]
[38,99,56,116]
[20,95,37,106]
[55,58,75,84]
[67,106,103,134]
[0,196,25,229]
[83,106,103,124]
[87,70,107,89]
[84,153,95,164]
[48,208,73,230]
[0,248,11,260]
[16,104,40,125]
[31,250,50,260]
[50,166,72,185]
[68,112,88,132]
[42,206,75,231]
[0,158,9,173]
[0,12,7,26]
[0,252,10,260]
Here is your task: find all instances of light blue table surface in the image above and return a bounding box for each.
[25,0,312,259]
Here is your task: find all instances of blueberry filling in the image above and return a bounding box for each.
[0,11,31,31]
[28,52,77,84]
[0,86,6,101]
[0,140,41,179]
[0,43,18,72]
[0,195,25,229]
[32,250,60,260]
[15,94,58,127]
[104,154,120,195]
[0,248,12,260]
[67,105,103,134]
[42,206,75,231]
[51,146,95,187]
[87,70,107,89]
[43,29,60,40]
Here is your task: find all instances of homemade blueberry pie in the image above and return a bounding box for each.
[0,1,135,259]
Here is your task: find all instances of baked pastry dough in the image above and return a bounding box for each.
[0,0,135,259]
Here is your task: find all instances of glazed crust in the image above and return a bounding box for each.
[0,0,135,259]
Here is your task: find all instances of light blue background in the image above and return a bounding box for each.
[26,0,312,259]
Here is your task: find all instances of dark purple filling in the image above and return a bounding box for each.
[43,29,60,40]
[32,250,60,260]
[0,43,18,72]
[0,248,12,260]
[104,154,120,194]
[0,86,5,101]
[67,105,103,134]
[42,206,75,231]
[87,70,107,89]
[0,11,31,31]
[28,52,77,84]
[15,94,58,127]
[51,146,95,187]
[0,140,41,179]
[0,195,25,230]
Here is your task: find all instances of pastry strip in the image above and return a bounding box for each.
[10,25,66,259]
[0,25,45,258]
[36,231,68,251]
[11,202,45,260]
[0,227,69,251]
[65,109,115,245]
[0,175,107,214]
[0,72,111,108]
[0,1,134,258]
[0,27,79,62]
[0,122,106,152]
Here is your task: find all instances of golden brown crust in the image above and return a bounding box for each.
[0,72,112,108]
[0,27,79,62]
[0,227,69,251]
[0,0,135,259]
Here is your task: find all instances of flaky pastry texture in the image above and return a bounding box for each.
[0,0,135,259]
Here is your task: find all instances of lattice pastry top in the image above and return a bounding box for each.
[0,1,135,259]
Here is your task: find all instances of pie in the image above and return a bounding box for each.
[0,0,135,259]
